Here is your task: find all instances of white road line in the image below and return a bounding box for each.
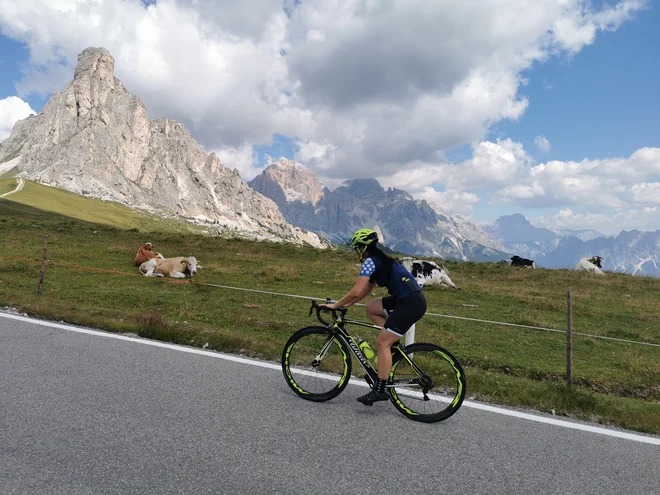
[2,311,659,446]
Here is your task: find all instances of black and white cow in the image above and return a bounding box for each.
[587,256,603,268]
[400,257,460,289]
[510,255,536,268]
[574,256,605,275]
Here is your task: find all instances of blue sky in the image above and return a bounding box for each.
[3,4,657,164]
[496,6,660,162]
[0,0,658,234]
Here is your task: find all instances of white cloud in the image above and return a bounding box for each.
[533,207,658,236]
[376,138,532,197]
[451,139,533,189]
[534,135,552,152]
[0,0,646,176]
[495,147,660,208]
[0,96,36,141]
[533,209,615,232]
[213,144,260,181]
[416,187,480,216]
[631,182,660,205]
[487,145,660,233]
[0,0,654,234]
[0,0,311,150]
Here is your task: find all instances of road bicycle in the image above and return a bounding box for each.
[281,300,466,423]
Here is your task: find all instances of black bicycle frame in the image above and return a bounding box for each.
[327,315,430,390]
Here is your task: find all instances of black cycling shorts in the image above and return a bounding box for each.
[381,292,427,337]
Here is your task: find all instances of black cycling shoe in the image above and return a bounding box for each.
[357,390,390,406]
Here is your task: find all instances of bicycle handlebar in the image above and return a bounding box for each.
[309,299,348,326]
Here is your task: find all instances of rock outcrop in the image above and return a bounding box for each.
[0,47,327,247]
[249,160,508,260]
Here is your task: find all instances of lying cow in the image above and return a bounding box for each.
[139,256,200,278]
[587,256,603,268]
[134,242,164,266]
[400,257,459,290]
[510,255,536,268]
[575,257,605,275]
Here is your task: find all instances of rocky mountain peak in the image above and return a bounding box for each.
[338,178,384,198]
[250,167,508,260]
[0,46,327,248]
[74,46,115,81]
[250,158,327,206]
[487,213,557,244]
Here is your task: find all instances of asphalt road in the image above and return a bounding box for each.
[1,313,658,495]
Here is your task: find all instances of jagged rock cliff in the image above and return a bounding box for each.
[0,47,326,247]
[249,159,508,260]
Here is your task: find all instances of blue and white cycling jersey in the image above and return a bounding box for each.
[359,256,421,301]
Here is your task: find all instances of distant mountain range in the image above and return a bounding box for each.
[484,214,660,276]
[249,163,660,276]
[249,159,509,261]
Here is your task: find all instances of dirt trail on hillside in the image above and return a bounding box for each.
[0,178,25,198]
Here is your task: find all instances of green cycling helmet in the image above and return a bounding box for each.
[350,228,379,249]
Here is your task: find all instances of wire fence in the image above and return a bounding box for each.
[2,253,658,349]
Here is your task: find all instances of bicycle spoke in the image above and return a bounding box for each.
[389,343,466,422]
[282,326,351,402]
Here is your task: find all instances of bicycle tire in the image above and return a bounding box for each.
[282,326,352,402]
[389,343,466,423]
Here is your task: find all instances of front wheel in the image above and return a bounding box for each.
[282,326,352,402]
[389,343,466,423]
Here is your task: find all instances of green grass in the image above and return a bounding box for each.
[0,167,19,179]
[4,180,203,233]
[1,186,659,434]
[0,178,18,196]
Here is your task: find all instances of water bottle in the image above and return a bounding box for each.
[357,338,375,360]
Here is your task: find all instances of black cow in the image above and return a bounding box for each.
[510,255,536,268]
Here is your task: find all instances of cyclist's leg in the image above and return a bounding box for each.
[365,298,386,327]
[358,328,399,405]
[379,293,427,380]
[358,295,425,405]
[375,328,401,380]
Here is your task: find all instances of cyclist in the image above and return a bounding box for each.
[323,228,427,405]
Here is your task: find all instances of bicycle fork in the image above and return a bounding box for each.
[311,335,336,367]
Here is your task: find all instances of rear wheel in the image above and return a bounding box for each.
[389,343,466,423]
[282,326,352,402]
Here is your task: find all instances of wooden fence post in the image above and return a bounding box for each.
[566,290,573,386]
[38,235,48,295]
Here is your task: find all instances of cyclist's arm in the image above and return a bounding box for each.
[331,276,374,308]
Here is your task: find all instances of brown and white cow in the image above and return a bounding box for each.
[139,256,200,278]
[134,243,164,266]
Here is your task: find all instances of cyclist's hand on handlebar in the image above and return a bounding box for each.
[309,300,347,325]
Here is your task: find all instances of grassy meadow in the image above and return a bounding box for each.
[1,181,658,433]
[0,179,204,233]
[0,178,18,196]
